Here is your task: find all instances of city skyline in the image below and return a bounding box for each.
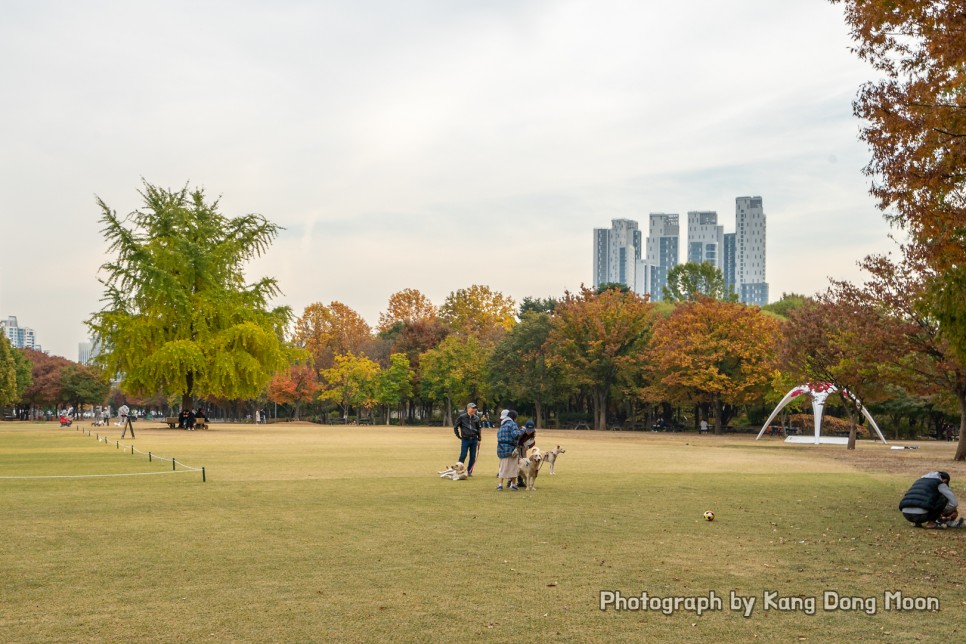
[593,195,768,305]
[0,1,897,359]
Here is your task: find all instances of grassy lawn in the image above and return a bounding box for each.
[1,421,964,642]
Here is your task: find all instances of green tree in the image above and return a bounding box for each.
[595,282,630,295]
[547,287,653,430]
[0,334,18,408]
[762,292,811,319]
[12,347,33,408]
[519,296,557,316]
[319,352,381,422]
[488,311,570,427]
[375,353,414,425]
[421,334,492,426]
[60,364,111,417]
[663,262,733,302]
[87,181,292,411]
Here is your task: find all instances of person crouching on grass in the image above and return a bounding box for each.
[497,410,523,491]
[899,471,965,529]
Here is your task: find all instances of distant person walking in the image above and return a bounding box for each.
[119,404,135,439]
[453,402,482,476]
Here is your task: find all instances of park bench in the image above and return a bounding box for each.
[165,417,179,429]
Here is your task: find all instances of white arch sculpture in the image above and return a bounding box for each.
[755,382,887,445]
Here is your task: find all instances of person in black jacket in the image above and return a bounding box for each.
[899,471,964,529]
[453,402,482,476]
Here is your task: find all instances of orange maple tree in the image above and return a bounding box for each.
[291,301,373,369]
[377,288,437,333]
[268,364,320,420]
[644,298,779,434]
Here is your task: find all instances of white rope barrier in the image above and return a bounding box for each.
[0,426,207,482]
[0,471,199,480]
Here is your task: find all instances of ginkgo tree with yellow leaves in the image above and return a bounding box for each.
[87,181,292,412]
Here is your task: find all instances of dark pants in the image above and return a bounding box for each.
[121,416,135,438]
[458,439,479,474]
[902,508,942,526]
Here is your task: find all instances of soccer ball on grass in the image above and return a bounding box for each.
[703,510,715,522]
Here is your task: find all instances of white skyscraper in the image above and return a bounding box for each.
[79,340,101,365]
[686,211,724,270]
[593,219,642,290]
[2,316,36,350]
[734,196,768,306]
[637,213,679,301]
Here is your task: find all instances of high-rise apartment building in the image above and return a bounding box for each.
[686,211,724,270]
[593,219,642,290]
[722,232,737,295]
[78,340,101,365]
[638,213,679,301]
[1,316,36,350]
[734,196,768,306]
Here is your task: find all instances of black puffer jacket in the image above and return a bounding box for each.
[899,476,946,512]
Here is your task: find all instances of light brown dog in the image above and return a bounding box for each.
[543,446,566,475]
[518,449,543,490]
[438,462,468,481]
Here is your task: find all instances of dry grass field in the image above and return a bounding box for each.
[1,421,964,642]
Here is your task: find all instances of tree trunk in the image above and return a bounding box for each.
[955,391,966,461]
[181,373,194,412]
[444,397,452,427]
[534,400,544,428]
[595,388,608,430]
[713,397,723,435]
[847,407,857,451]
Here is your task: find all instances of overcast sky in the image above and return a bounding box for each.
[0,0,895,359]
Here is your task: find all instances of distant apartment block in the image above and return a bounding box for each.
[593,218,642,291]
[722,232,737,295]
[1,316,36,350]
[687,211,724,270]
[79,340,101,365]
[593,196,766,305]
[734,196,768,306]
[639,213,680,301]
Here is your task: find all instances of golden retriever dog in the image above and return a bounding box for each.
[518,449,543,490]
[438,462,469,481]
[543,446,566,475]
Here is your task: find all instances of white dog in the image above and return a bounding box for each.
[438,462,469,481]
[543,446,566,475]
[518,448,543,490]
